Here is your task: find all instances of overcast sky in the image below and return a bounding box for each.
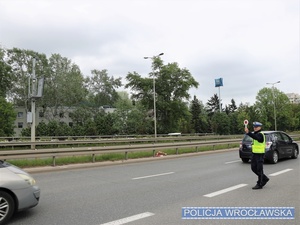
[0,0,299,106]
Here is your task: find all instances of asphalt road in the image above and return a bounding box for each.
[8,149,299,225]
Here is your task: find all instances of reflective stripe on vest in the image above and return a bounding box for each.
[252,133,265,153]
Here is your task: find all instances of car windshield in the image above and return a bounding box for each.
[243,133,271,142]
[243,135,253,142]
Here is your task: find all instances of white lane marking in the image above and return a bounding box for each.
[269,169,293,176]
[100,212,154,225]
[204,184,248,198]
[132,172,174,180]
[225,160,241,164]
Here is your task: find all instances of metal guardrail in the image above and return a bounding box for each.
[1,134,298,167]
[0,139,240,166]
[0,136,244,149]
[0,133,216,142]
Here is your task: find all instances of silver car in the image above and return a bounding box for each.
[0,160,40,225]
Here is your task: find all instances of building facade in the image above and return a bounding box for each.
[286,93,300,104]
[13,106,115,137]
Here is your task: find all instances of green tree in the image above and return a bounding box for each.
[126,57,199,134]
[69,107,93,126]
[206,94,221,116]
[41,54,88,120]
[56,122,72,136]
[36,121,48,136]
[85,69,122,107]
[46,121,60,136]
[0,47,13,98]
[223,99,239,133]
[158,62,198,133]
[225,99,237,114]
[110,91,151,135]
[178,105,192,134]
[21,127,30,137]
[228,112,239,134]
[83,119,97,136]
[211,112,230,135]
[236,103,251,133]
[94,112,116,135]
[111,92,133,134]
[6,48,48,108]
[289,103,300,131]
[126,103,153,134]
[190,95,201,133]
[190,95,210,133]
[255,87,292,130]
[71,125,85,136]
[0,97,16,136]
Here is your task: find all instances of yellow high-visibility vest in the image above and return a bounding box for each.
[252,132,266,153]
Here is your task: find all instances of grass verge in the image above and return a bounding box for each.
[7,143,239,168]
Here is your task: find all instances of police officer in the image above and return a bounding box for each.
[245,122,269,189]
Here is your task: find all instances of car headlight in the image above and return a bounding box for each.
[17,173,36,186]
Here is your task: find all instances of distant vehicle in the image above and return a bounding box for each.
[167,133,182,136]
[239,131,299,164]
[0,160,40,225]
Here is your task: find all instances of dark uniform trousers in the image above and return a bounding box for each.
[251,153,268,186]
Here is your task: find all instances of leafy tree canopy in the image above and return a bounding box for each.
[0,97,16,136]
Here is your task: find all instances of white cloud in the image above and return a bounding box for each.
[0,0,299,105]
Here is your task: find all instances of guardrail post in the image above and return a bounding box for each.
[213,145,215,150]
[196,146,198,152]
[176,148,179,154]
[125,151,128,160]
[153,150,155,157]
[92,154,95,163]
[52,156,56,167]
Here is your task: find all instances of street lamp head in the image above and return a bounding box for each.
[144,53,164,59]
[266,81,281,85]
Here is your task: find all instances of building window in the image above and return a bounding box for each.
[17,112,23,118]
[39,111,44,117]
[18,122,23,128]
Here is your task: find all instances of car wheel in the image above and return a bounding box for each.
[0,191,15,225]
[241,158,249,163]
[291,148,298,159]
[270,151,279,164]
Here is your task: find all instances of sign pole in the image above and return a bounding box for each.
[31,58,36,150]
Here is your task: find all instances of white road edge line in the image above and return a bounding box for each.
[225,160,241,164]
[132,172,174,180]
[204,184,248,198]
[269,168,293,176]
[100,212,154,225]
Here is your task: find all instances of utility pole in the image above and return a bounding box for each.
[266,81,280,131]
[144,53,164,139]
[27,57,44,150]
[215,78,223,112]
[31,58,37,149]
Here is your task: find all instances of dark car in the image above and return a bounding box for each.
[239,131,299,164]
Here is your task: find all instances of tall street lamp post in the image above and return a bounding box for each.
[266,81,280,131]
[144,53,164,139]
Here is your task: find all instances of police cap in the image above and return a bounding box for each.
[253,121,263,127]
